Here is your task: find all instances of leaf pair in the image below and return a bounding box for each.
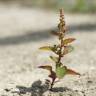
[39,45,74,56]
[39,65,80,80]
[51,31,75,45]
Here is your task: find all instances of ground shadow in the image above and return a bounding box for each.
[70,23,96,32]
[50,87,72,92]
[12,80,50,96]
[0,29,52,46]
[0,23,95,46]
[12,80,72,96]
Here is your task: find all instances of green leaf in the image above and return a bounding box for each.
[39,46,53,51]
[56,66,67,79]
[63,38,76,45]
[50,56,58,62]
[63,45,74,55]
[56,66,80,79]
[39,45,58,55]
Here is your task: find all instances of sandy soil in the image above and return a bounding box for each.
[0,5,96,96]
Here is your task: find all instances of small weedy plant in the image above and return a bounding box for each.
[39,9,80,90]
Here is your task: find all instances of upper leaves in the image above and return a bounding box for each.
[63,38,76,45]
[51,31,59,36]
[39,46,53,51]
[39,45,60,55]
[63,45,74,55]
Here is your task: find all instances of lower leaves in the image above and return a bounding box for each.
[56,66,67,79]
[39,65,80,89]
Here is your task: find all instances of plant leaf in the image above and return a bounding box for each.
[56,66,67,79]
[51,31,59,36]
[50,56,58,62]
[38,65,52,72]
[39,46,53,51]
[63,38,76,45]
[67,68,80,75]
[39,45,60,55]
[39,65,57,84]
[63,45,74,55]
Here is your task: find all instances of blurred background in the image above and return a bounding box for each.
[0,1,96,95]
[0,0,96,12]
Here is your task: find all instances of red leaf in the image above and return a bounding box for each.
[51,31,59,36]
[38,65,52,72]
[67,68,80,75]
[38,65,57,84]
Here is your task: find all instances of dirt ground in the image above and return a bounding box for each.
[0,5,96,96]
